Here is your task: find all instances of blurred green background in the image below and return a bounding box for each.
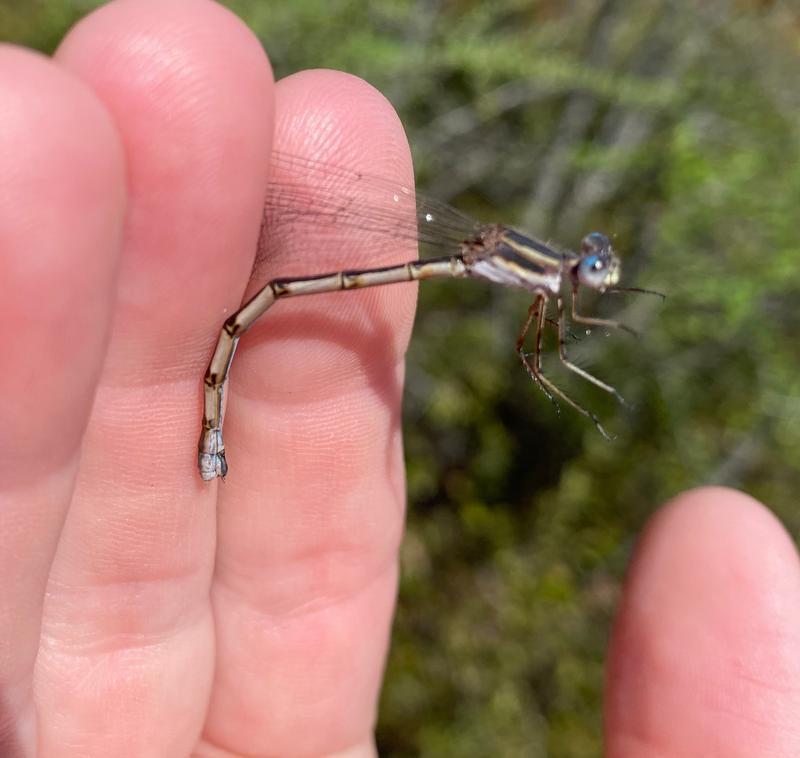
[4,0,799,754]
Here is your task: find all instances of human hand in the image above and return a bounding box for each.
[1,1,798,756]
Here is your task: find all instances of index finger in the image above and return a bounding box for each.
[204,70,417,755]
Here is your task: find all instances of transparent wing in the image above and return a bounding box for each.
[258,151,482,264]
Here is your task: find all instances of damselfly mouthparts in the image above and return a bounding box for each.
[198,152,657,481]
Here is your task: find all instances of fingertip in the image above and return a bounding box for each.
[54,0,276,340]
[274,68,410,180]
[636,486,799,591]
[239,67,417,401]
[56,0,274,87]
[605,487,800,757]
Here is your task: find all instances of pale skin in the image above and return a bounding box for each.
[0,1,799,756]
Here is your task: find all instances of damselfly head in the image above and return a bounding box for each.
[574,232,620,291]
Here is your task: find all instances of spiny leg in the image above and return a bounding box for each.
[547,316,579,342]
[516,295,558,412]
[517,295,614,440]
[534,365,616,443]
[571,284,638,337]
[556,296,630,408]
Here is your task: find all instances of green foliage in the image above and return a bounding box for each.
[0,0,94,51]
[9,1,800,754]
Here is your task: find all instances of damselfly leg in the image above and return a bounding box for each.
[517,293,615,441]
[556,296,630,408]
[571,284,638,337]
[516,295,559,412]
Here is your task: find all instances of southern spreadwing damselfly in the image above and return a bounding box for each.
[198,151,658,481]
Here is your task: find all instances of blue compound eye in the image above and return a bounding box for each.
[583,255,602,271]
[577,253,608,289]
[581,232,611,256]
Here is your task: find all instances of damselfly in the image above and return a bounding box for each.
[198,151,658,481]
